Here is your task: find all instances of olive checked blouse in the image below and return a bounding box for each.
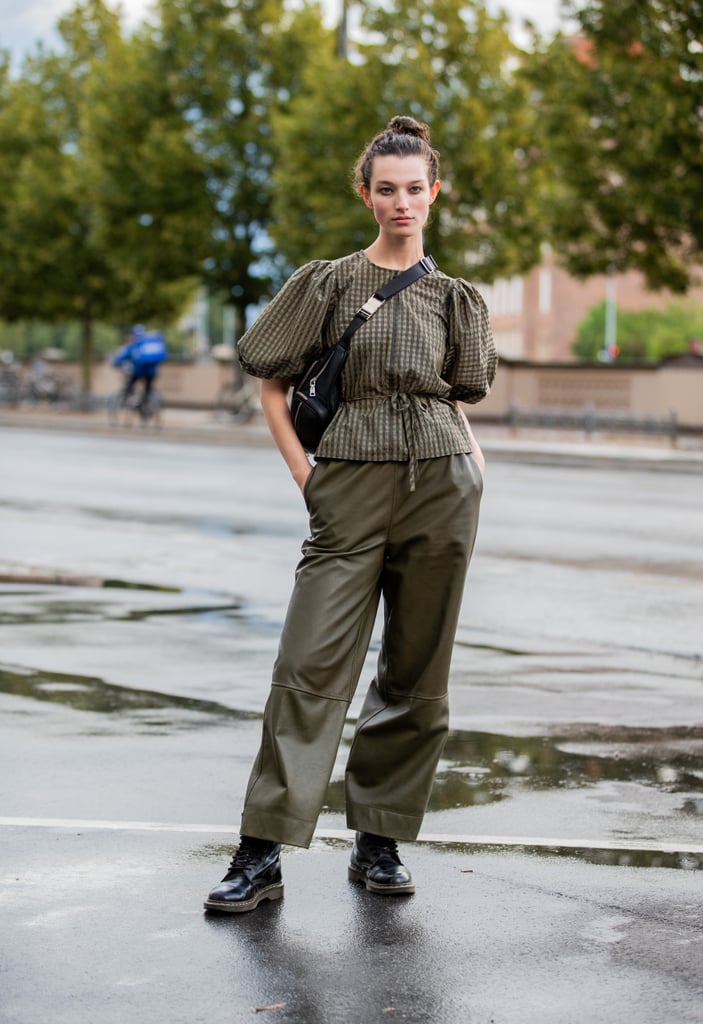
[237,251,497,471]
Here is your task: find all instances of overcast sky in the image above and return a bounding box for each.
[1,0,566,64]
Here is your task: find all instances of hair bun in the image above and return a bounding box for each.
[353,115,440,192]
[387,115,431,144]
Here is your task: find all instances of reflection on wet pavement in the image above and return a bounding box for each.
[3,655,701,804]
[326,723,703,818]
[0,572,179,591]
[437,727,703,804]
[199,834,701,876]
[0,664,258,725]
[0,577,243,625]
[0,600,244,625]
[0,600,245,625]
[518,844,702,870]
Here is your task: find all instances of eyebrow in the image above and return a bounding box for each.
[374,179,426,186]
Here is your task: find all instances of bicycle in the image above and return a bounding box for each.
[0,362,22,407]
[107,368,162,428]
[213,349,260,423]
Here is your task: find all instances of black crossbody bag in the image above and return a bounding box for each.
[291,255,437,453]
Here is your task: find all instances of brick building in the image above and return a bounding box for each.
[478,250,703,364]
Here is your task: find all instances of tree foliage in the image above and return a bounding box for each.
[573,299,703,363]
[527,0,703,291]
[154,0,333,330]
[270,0,549,281]
[80,21,210,317]
[0,2,123,391]
[0,0,204,391]
[2,0,702,389]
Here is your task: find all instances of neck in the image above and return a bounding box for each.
[364,235,424,271]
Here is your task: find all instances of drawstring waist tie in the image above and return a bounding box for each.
[346,392,435,492]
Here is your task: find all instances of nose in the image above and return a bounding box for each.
[395,192,409,210]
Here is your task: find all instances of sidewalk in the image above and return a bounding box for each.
[3,403,703,472]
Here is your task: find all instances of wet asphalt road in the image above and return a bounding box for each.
[1,423,702,1023]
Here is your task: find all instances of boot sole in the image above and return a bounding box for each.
[348,866,415,896]
[203,881,284,914]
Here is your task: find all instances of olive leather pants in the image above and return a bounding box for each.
[240,454,483,847]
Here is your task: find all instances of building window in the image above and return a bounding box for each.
[539,268,552,314]
[479,276,523,316]
[493,329,523,359]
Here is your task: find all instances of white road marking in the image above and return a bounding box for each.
[1,817,701,855]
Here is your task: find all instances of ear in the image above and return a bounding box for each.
[429,179,441,203]
[360,185,374,210]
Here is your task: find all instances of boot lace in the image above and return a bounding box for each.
[224,837,276,876]
[364,834,401,863]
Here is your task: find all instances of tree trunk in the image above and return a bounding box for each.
[80,314,94,408]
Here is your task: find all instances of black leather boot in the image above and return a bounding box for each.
[348,832,415,895]
[204,836,283,913]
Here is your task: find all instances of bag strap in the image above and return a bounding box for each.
[338,255,438,349]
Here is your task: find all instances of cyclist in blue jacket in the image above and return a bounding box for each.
[112,325,168,416]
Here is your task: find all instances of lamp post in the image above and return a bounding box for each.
[599,270,618,362]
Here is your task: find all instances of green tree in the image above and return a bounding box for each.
[269,46,388,267]
[269,0,549,282]
[527,0,703,292]
[0,1,201,394]
[0,1,220,392]
[0,2,125,394]
[573,300,703,362]
[155,0,333,333]
[80,20,211,320]
[0,318,121,362]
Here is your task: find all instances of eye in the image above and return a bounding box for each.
[378,187,393,195]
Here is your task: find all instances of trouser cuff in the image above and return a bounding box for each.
[346,805,423,842]
[240,808,316,849]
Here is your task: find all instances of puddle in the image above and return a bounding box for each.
[323,725,703,815]
[0,572,179,591]
[0,574,243,624]
[0,600,244,625]
[195,837,701,873]
[0,663,258,727]
[535,845,702,870]
[433,727,703,806]
[435,840,702,872]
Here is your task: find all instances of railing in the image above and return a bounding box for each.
[507,402,679,441]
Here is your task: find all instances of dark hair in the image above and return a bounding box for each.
[353,115,441,195]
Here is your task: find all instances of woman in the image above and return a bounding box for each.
[204,115,497,913]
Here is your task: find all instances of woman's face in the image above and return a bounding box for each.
[361,154,440,238]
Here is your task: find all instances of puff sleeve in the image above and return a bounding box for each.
[442,279,498,403]
[237,260,337,381]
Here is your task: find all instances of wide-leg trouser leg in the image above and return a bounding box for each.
[240,455,483,848]
[345,454,483,840]
[241,460,387,847]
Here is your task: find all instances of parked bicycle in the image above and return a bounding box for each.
[24,356,76,405]
[212,344,260,423]
[0,351,22,406]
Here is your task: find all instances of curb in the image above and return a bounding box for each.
[2,410,703,472]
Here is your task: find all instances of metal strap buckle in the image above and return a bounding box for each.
[357,295,384,321]
[420,255,437,273]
